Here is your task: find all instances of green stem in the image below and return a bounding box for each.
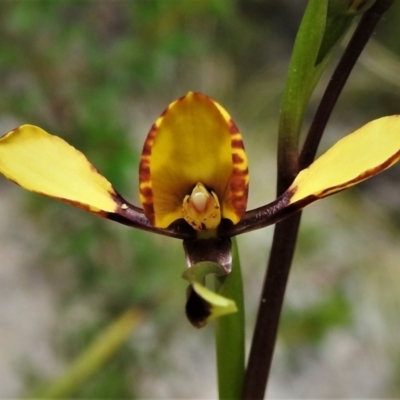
[277,0,329,191]
[215,238,245,400]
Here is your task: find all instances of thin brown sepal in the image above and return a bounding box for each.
[218,190,295,237]
[108,193,196,240]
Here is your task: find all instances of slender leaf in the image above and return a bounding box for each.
[215,238,245,400]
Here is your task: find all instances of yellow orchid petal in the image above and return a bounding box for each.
[139,92,249,228]
[288,116,400,204]
[0,125,118,214]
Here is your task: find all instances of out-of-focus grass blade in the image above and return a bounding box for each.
[28,309,143,399]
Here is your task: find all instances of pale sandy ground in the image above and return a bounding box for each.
[0,187,64,397]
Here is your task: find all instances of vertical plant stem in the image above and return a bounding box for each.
[241,213,301,399]
[242,1,395,399]
[277,0,329,187]
[215,238,245,400]
[242,3,329,396]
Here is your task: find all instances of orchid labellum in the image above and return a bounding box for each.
[1,92,400,327]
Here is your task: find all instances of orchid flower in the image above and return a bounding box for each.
[1,91,400,327]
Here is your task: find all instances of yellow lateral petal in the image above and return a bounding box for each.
[139,92,249,228]
[0,125,118,213]
[289,116,400,204]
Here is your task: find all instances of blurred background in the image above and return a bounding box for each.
[1,0,400,398]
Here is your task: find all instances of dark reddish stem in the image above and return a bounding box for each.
[242,1,395,399]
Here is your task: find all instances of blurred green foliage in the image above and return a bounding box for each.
[281,289,352,346]
[1,0,400,398]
